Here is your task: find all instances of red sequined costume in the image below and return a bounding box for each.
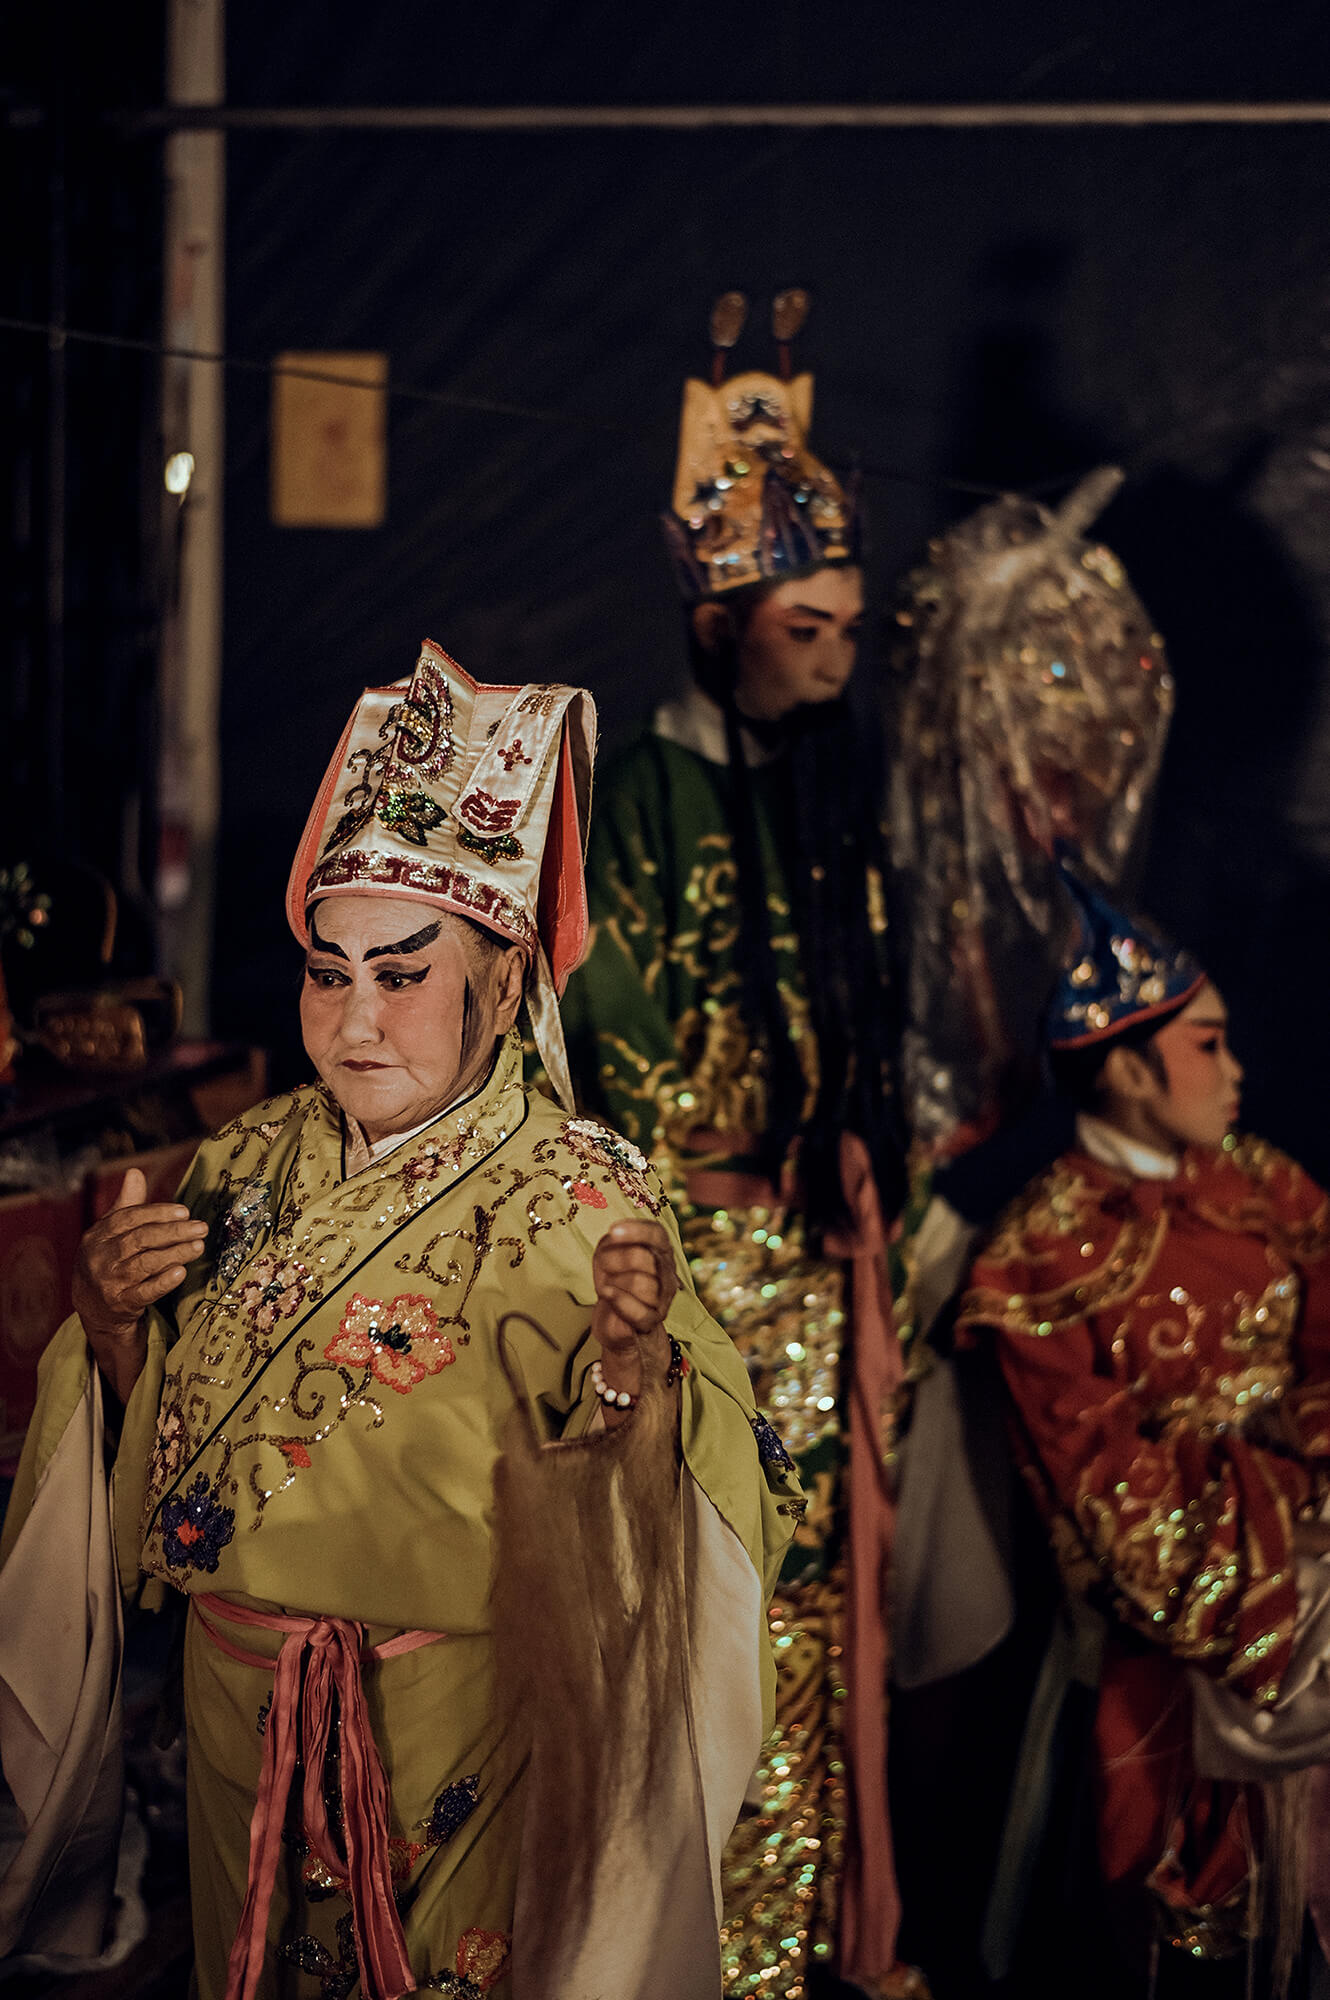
[957,1132,1330,1955]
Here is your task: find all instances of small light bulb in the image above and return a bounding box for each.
[164,450,195,496]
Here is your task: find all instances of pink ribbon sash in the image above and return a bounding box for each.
[824,1131,906,1985]
[193,1593,443,2000]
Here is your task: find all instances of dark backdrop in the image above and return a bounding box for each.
[8,3,1328,1172]
[217,0,1330,1178]
[1,3,164,993]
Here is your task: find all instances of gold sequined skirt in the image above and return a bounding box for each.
[720,1574,847,1999]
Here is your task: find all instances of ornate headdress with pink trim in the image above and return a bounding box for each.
[286,640,596,1106]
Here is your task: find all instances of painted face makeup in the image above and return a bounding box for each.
[299,896,519,1144]
[731,565,864,723]
[1141,980,1245,1151]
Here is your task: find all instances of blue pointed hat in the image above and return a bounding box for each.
[1047,860,1206,1050]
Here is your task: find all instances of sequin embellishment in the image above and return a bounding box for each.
[159,1472,236,1573]
[750,1410,796,1473]
[423,1772,482,1847]
[376,785,448,846]
[721,1581,846,1997]
[457,789,524,860]
[423,1928,511,1996]
[215,1175,273,1288]
[323,1291,457,1395]
[236,1252,312,1334]
[279,1911,358,2000]
[562,1118,660,1212]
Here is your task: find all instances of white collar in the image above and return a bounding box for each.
[652,686,780,768]
[343,1101,462,1177]
[1075,1112,1179,1181]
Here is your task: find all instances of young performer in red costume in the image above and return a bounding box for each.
[957,875,1330,1994]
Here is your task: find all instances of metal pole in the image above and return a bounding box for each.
[45,69,67,838]
[126,99,1330,134]
[159,0,225,1034]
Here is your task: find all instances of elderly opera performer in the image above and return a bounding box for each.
[0,644,800,2000]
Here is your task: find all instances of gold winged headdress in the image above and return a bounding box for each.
[662,289,857,600]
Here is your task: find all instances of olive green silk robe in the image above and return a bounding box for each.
[1,1032,797,1999]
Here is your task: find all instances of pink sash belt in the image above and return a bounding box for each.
[193,1592,444,2000]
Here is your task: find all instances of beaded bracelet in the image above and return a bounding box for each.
[590,1357,637,1411]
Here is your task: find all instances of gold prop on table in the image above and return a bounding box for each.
[0,863,52,1086]
[35,978,183,1073]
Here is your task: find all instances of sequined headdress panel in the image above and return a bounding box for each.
[888,467,1176,1144]
[662,290,857,600]
[286,641,597,1106]
[1047,862,1205,1050]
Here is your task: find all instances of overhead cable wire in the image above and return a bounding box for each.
[0,312,1045,501]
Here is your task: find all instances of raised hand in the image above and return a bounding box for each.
[72,1168,208,1400]
[590,1219,679,1420]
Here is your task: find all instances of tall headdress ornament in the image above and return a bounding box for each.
[889,468,1177,1144]
[1046,859,1205,1050]
[662,289,857,600]
[287,640,597,1108]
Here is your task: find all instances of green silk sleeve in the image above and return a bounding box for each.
[563,756,688,1159]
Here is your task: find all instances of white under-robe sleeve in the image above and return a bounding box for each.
[0,1367,124,1956]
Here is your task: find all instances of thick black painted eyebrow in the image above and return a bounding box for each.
[364,920,443,960]
[307,913,347,959]
[783,604,836,621]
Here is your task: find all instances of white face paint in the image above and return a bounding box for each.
[1141,980,1245,1149]
[730,565,865,722]
[1102,980,1245,1154]
[299,896,523,1143]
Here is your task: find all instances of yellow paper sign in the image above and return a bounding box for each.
[270,350,388,528]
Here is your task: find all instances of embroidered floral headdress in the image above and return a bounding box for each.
[1046,860,1205,1050]
[286,641,596,1106]
[661,289,857,601]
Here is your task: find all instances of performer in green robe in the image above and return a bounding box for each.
[0,642,797,2000]
[562,293,922,2000]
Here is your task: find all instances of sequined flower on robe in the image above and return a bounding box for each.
[324,1292,456,1395]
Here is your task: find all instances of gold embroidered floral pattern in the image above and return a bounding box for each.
[958,1159,1168,1337]
[142,1033,686,1577]
[960,1138,1319,1701]
[376,785,448,846]
[395,1127,478,1204]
